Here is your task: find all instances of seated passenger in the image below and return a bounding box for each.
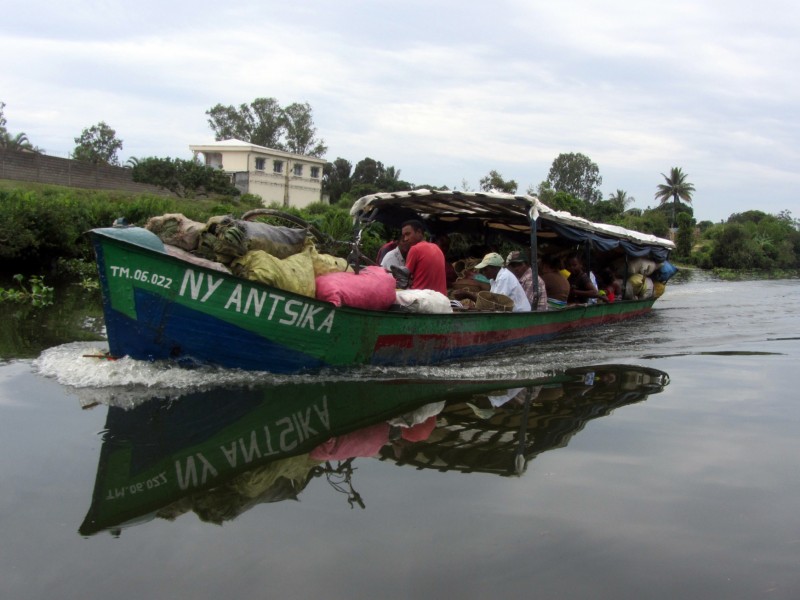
[506,250,548,311]
[597,267,620,302]
[566,254,602,304]
[402,219,448,296]
[376,239,398,264]
[453,252,531,312]
[380,239,411,288]
[540,255,570,309]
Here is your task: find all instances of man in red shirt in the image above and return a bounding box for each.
[401,220,447,296]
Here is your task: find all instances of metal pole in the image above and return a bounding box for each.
[530,215,539,302]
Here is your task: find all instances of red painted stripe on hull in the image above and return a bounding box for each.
[373,306,651,351]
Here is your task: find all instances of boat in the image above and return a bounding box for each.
[79,364,669,535]
[89,189,675,373]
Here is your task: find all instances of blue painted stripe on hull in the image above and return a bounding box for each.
[104,288,327,373]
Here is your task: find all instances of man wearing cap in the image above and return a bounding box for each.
[506,250,548,311]
[453,252,531,312]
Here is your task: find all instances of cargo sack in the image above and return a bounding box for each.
[231,245,316,298]
[311,248,351,276]
[613,256,658,278]
[652,261,678,283]
[211,218,310,264]
[624,274,654,300]
[395,289,453,314]
[315,266,397,310]
[195,215,231,261]
[145,213,205,251]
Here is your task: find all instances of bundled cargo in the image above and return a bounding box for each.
[311,249,351,276]
[211,218,309,264]
[624,274,654,300]
[395,289,453,314]
[652,261,678,283]
[195,215,231,261]
[612,256,658,278]
[231,244,317,298]
[145,213,205,251]
[315,266,397,310]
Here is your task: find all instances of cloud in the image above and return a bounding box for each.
[2,0,799,221]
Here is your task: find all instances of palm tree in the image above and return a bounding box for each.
[655,167,695,228]
[384,166,401,182]
[0,131,33,151]
[608,189,635,212]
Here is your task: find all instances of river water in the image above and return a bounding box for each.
[1,271,799,599]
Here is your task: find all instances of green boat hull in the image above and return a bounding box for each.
[91,227,658,373]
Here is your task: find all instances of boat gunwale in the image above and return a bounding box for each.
[89,226,655,324]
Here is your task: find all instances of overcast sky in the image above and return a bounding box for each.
[2,0,798,222]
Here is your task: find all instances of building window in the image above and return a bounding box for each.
[310,166,320,178]
[205,152,223,169]
[293,164,303,176]
[273,160,283,174]
[255,158,265,170]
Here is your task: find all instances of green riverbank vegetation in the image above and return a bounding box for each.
[0,180,380,282]
[1,180,798,287]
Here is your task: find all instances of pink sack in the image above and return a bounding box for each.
[315,266,397,310]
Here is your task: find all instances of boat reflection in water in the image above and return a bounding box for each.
[79,364,669,536]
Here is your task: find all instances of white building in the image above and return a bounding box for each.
[189,139,327,208]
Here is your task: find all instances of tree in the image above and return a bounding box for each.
[206,97,327,157]
[377,165,412,193]
[322,158,353,204]
[618,208,670,238]
[530,180,553,201]
[1,131,34,151]
[0,102,41,153]
[132,157,239,197]
[349,157,386,198]
[281,102,327,157]
[608,189,635,212]
[73,121,123,166]
[352,157,383,184]
[710,224,763,269]
[382,166,402,185]
[546,153,603,204]
[675,212,695,258]
[479,170,517,194]
[655,167,695,228]
[586,189,635,223]
[206,97,285,149]
[547,191,588,217]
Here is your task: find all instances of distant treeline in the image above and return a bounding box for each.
[1,182,798,277]
[686,210,800,271]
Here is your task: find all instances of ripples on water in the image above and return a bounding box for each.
[32,273,799,409]
[10,272,800,600]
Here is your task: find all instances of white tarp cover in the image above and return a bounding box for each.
[350,188,675,250]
